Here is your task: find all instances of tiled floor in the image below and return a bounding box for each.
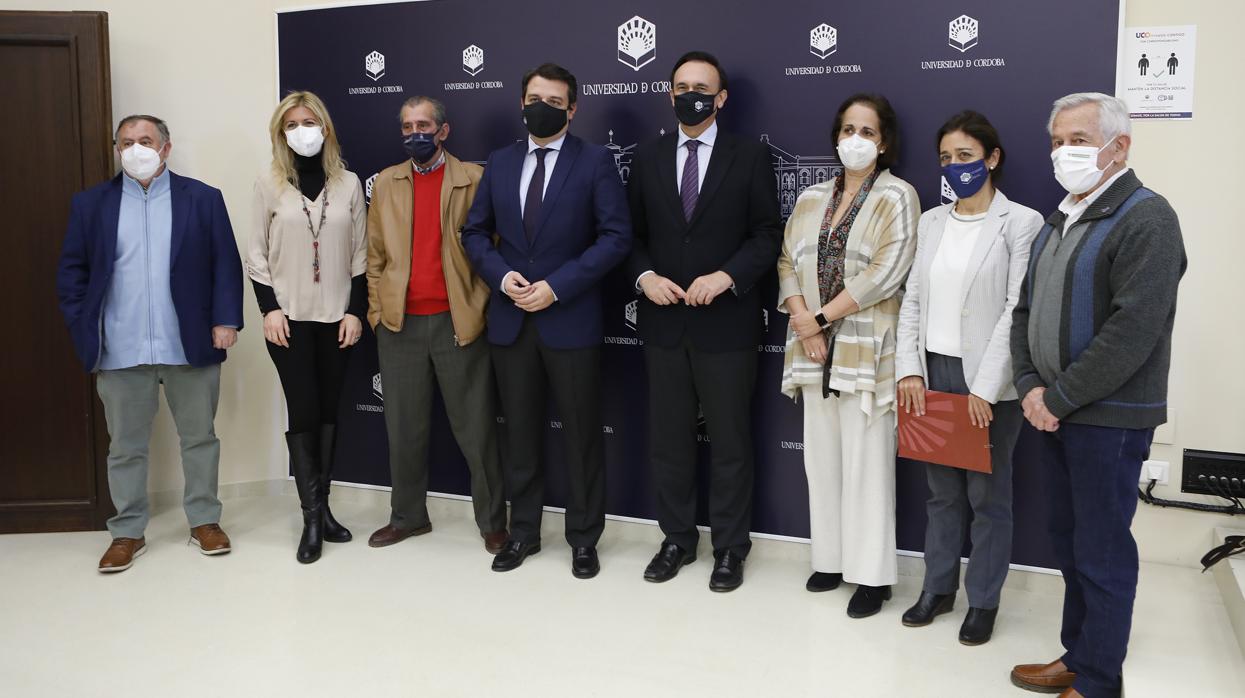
[1,484,1240,697]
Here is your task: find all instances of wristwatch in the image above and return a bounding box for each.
[815,311,831,330]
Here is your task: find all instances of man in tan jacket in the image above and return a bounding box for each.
[365,96,507,553]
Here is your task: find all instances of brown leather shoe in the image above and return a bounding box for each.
[98,537,146,573]
[367,523,431,548]
[1011,659,1076,693]
[190,524,232,555]
[482,529,508,555]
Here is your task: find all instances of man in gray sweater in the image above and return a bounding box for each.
[1008,93,1186,698]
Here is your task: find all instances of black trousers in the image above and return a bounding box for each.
[491,317,605,548]
[645,338,757,557]
[265,320,352,434]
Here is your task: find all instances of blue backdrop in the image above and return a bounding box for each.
[277,0,1120,570]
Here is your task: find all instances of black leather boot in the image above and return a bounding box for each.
[959,607,999,645]
[901,591,955,627]
[288,431,324,564]
[318,424,352,543]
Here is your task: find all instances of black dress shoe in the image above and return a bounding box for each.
[847,584,892,618]
[709,550,745,592]
[901,591,955,627]
[644,543,696,583]
[490,539,540,572]
[571,546,600,579]
[959,607,998,645]
[806,572,842,592]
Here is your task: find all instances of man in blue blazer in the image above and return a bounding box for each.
[56,115,244,573]
[462,63,632,579]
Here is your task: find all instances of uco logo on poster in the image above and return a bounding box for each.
[349,50,405,95]
[617,16,656,71]
[784,23,863,78]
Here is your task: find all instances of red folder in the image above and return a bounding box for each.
[897,390,992,473]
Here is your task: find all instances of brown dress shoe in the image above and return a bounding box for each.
[1011,659,1076,693]
[98,537,146,573]
[482,530,508,555]
[367,523,432,548]
[190,524,232,555]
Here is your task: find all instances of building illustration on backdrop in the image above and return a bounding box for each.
[762,135,840,218]
[604,130,637,184]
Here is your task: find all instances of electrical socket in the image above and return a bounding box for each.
[1140,459,1170,485]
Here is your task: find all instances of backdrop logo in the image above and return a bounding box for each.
[462,45,484,76]
[948,15,979,52]
[365,173,377,204]
[617,16,656,71]
[810,24,838,59]
[365,50,386,81]
[625,300,638,331]
[372,373,384,401]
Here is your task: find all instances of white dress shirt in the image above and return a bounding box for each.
[925,209,986,357]
[518,133,566,217]
[1057,166,1130,236]
[676,120,717,194]
[503,134,567,299]
[635,121,720,290]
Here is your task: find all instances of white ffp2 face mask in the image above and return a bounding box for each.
[285,125,325,157]
[120,144,162,181]
[836,133,879,171]
[1051,138,1117,195]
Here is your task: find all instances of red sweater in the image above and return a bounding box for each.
[405,167,450,315]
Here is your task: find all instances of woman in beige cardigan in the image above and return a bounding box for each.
[777,93,919,618]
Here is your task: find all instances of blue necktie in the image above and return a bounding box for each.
[524,148,550,242]
[681,139,701,222]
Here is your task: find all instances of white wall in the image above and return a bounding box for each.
[11,0,1243,565]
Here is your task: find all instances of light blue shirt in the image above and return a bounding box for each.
[99,168,189,369]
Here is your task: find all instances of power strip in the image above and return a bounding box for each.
[1181,449,1245,497]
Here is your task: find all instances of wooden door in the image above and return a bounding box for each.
[0,11,114,532]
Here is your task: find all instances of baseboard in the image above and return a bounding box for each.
[1212,527,1245,660]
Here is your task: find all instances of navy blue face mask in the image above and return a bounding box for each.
[403,132,439,164]
[941,159,989,199]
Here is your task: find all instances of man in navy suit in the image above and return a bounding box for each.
[462,63,632,579]
[56,115,244,573]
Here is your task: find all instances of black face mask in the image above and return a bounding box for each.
[402,132,439,164]
[522,100,569,139]
[674,91,718,126]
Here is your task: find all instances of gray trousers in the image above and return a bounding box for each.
[921,352,1022,609]
[376,313,506,533]
[95,363,223,539]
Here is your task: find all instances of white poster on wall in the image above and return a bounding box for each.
[1120,25,1197,119]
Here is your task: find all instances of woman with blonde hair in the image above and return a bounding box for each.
[247,91,367,563]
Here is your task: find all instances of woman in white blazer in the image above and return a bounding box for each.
[895,111,1042,645]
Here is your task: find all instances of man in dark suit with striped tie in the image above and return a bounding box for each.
[462,62,632,579]
[625,51,782,592]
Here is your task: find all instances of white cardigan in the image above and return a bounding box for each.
[895,189,1043,403]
